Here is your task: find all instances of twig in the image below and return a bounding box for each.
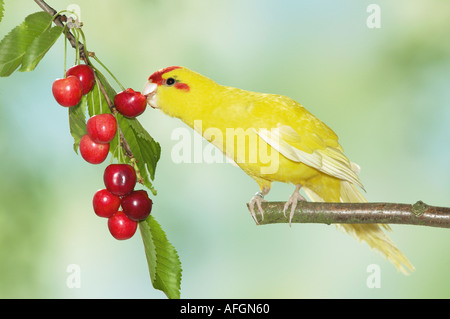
[247,200,450,228]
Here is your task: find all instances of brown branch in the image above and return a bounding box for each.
[247,200,450,228]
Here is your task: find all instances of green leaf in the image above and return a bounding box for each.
[0,12,53,77]
[139,216,182,299]
[68,96,87,154]
[0,0,5,23]
[117,114,161,195]
[20,25,63,72]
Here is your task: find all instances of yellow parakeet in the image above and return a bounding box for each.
[142,66,414,274]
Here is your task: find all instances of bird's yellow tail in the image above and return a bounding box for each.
[304,181,415,275]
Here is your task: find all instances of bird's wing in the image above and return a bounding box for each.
[250,100,364,189]
[257,124,363,188]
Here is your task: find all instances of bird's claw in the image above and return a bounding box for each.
[283,189,306,226]
[248,192,267,224]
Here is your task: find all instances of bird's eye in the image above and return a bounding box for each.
[165,77,176,86]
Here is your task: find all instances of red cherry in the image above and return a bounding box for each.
[92,189,121,218]
[107,211,138,240]
[114,88,147,118]
[86,113,117,144]
[103,164,137,196]
[121,190,153,221]
[52,76,83,107]
[79,134,110,164]
[66,64,95,95]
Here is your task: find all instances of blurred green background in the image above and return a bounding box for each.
[1,0,449,298]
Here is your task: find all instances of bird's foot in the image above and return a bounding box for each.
[283,186,307,226]
[248,192,267,224]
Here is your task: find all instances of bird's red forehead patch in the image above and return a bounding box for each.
[148,66,181,85]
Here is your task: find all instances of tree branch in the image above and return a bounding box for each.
[247,200,450,228]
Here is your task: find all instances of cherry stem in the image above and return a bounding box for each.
[63,26,68,76]
[92,55,126,92]
[74,28,81,65]
[77,28,93,66]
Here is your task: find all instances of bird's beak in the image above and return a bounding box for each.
[142,81,158,109]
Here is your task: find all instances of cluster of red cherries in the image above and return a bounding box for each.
[52,63,152,240]
[95,164,153,240]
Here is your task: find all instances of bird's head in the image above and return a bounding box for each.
[142,66,218,119]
